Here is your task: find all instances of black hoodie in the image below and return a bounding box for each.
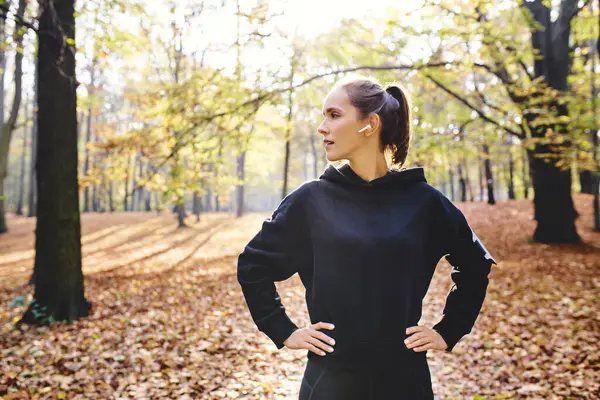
[237,162,496,371]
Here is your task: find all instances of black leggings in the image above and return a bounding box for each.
[298,356,435,400]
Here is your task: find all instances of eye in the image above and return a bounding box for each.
[331,112,340,118]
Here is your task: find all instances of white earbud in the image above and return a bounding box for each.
[358,124,372,133]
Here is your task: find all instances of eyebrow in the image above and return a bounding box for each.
[322,107,342,116]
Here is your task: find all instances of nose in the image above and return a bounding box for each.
[317,121,328,136]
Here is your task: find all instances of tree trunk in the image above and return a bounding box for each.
[0,3,6,225]
[192,191,201,222]
[143,160,153,212]
[123,153,134,211]
[204,164,213,212]
[281,54,296,200]
[464,156,474,202]
[235,150,246,218]
[136,156,144,211]
[16,98,29,215]
[483,144,495,205]
[27,55,38,218]
[529,148,580,242]
[177,203,186,227]
[281,93,293,200]
[521,0,580,243]
[107,181,114,212]
[591,0,599,231]
[448,162,455,202]
[478,152,484,201]
[282,138,291,199]
[91,179,98,211]
[457,162,467,202]
[83,65,94,212]
[580,171,593,194]
[522,146,530,199]
[20,0,91,325]
[0,0,26,232]
[215,147,222,212]
[507,143,515,200]
[131,154,139,212]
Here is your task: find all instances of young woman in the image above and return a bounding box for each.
[237,76,497,399]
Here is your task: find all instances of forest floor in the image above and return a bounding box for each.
[0,194,598,400]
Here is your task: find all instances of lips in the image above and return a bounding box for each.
[323,140,334,146]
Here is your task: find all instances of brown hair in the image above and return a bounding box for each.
[335,76,411,168]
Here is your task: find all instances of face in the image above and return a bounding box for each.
[317,87,373,162]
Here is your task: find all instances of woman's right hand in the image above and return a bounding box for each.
[283,322,336,356]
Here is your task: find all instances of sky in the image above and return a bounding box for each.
[187,0,425,77]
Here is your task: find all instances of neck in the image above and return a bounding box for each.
[347,152,389,183]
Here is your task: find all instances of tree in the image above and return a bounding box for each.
[412,0,592,243]
[20,0,91,325]
[0,0,27,232]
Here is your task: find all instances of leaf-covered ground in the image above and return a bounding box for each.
[0,194,599,399]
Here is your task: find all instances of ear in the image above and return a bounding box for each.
[366,114,382,136]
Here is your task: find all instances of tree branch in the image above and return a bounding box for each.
[0,4,38,33]
[424,73,524,139]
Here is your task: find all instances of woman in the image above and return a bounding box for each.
[237,76,497,399]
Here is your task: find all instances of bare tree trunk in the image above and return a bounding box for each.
[591,1,599,231]
[580,171,593,194]
[522,146,529,199]
[282,137,291,199]
[483,143,495,205]
[464,156,474,202]
[205,162,213,212]
[281,95,293,200]
[457,162,467,202]
[478,152,484,201]
[235,150,246,218]
[449,161,456,202]
[16,95,29,215]
[521,0,580,243]
[28,51,38,217]
[144,160,152,212]
[108,181,114,212]
[0,2,7,223]
[214,145,222,212]
[507,141,516,200]
[281,50,297,200]
[82,111,91,213]
[131,153,139,212]
[0,0,26,232]
[146,189,152,212]
[136,156,144,211]
[123,153,133,211]
[0,3,6,143]
[83,58,95,212]
[20,0,90,325]
[192,191,201,222]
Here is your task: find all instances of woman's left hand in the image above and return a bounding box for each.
[404,325,448,352]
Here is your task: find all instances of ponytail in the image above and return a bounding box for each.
[383,84,411,168]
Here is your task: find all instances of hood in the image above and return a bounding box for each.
[319,162,427,189]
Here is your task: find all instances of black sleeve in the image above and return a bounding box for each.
[237,185,311,350]
[432,193,497,353]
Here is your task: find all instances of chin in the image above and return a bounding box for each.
[325,150,345,162]
[326,153,341,162]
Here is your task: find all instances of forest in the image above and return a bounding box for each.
[0,0,598,399]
